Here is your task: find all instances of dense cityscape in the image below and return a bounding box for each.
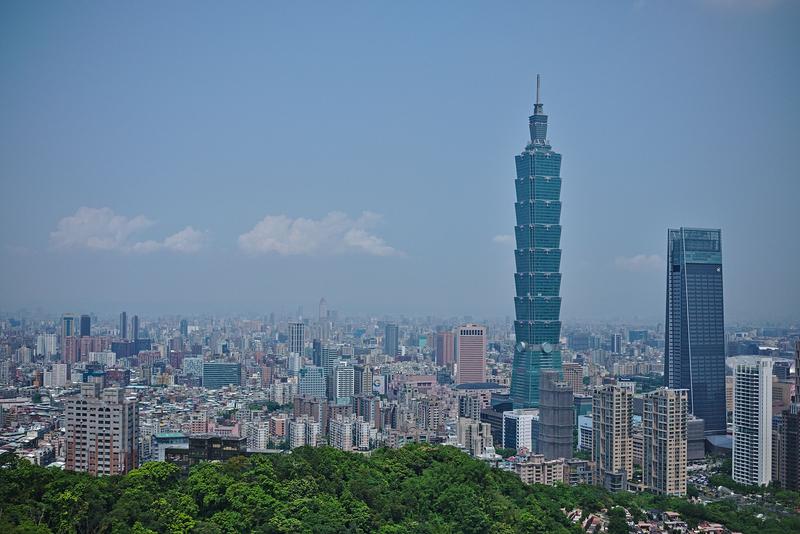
[2,3,799,534]
[2,82,799,534]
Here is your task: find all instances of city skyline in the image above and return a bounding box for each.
[1,2,799,323]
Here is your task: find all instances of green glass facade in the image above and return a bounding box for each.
[511,90,564,408]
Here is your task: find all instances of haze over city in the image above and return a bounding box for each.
[1,1,798,323]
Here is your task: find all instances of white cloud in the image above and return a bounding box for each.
[614,254,664,272]
[492,234,514,245]
[51,207,205,254]
[238,211,400,257]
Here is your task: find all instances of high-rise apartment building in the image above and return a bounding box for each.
[288,322,305,355]
[665,228,726,435]
[642,388,688,496]
[592,383,633,491]
[455,324,486,384]
[539,370,574,460]
[64,383,138,475]
[119,312,127,339]
[384,324,399,357]
[435,331,455,367]
[36,333,57,359]
[80,314,91,337]
[778,341,800,490]
[511,76,564,408]
[733,357,773,486]
[331,361,355,405]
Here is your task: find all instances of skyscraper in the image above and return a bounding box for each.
[664,228,726,435]
[455,324,486,384]
[511,76,564,408]
[131,315,140,341]
[778,341,800,490]
[318,298,330,342]
[61,314,77,341]
[435,331,455,367]
[733,357,773,487]
[119,311,127,340]
[80,314,91,337]
[642,388,688,496]
[179,318,189,338]
[288,322,305,355]
[383,324,399,357]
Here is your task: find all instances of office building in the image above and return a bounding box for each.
[455,324,486,384]
[577,414,593,452]
[778,341,800,490]
[64,383,138,476]
[642,388,688,496]
[299,366,327,399]
[119,312,127,339]
[179,319,189,338]
[80,314,91,337]
[538,370,574,460]
[318,298,330,342]
[733,357,773,486]
[202,362,241,389]
[503,409,536,452]
[384,323,399,357]
[592,384,633,491]
[435,331,455,367]
[288,322,305,355]
[131,315,140,341]
[61,314,77,342]
[511,76,564,408]
[664,228,726,435]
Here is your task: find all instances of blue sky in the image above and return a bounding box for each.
[1,1,798,323]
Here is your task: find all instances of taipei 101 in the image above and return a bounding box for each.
[0,2,798,533]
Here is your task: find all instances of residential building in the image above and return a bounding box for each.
[64,383,138,476]
[503,409,536,452]
[733,357,773,486]
[435,331,455,367]
[642,388,688,496]
[592,384,633,491]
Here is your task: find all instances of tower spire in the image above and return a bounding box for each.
[533,74,544,116]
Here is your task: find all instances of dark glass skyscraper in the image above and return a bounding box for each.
[665,227,726,435]
[511,76,564,408]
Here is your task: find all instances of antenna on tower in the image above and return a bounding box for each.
[536,74,541,105]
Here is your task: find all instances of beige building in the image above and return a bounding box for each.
[64,383,138,476]
[457,417,493,457]
[642,388,688,496]
[455,324,486,384]
[562,362,584,395]
[513,454,566,485]
[592,383,633,491]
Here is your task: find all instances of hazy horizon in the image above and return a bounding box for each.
[2,1,799,324]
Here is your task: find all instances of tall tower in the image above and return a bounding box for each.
[511,75,564,408]
[642,388,688,496]
[733,357,773,487]
[79,314,91,337]
[383,324,399,357]
[119,312,127,340]
[455,324,487,385]
[778,341,800,490]
[664,228,726,435]
[288,322,306,355]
